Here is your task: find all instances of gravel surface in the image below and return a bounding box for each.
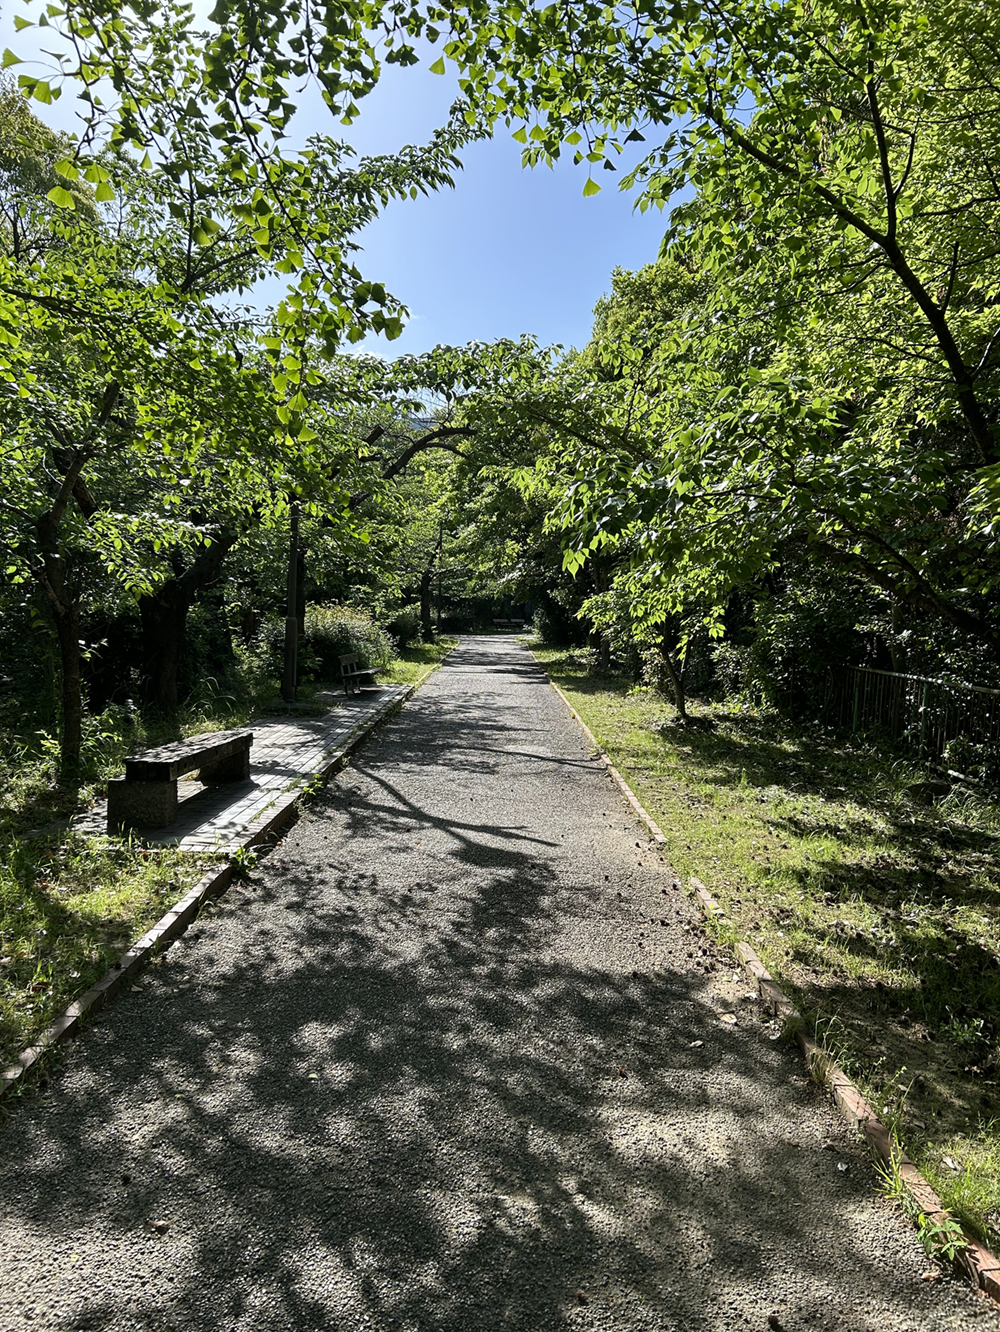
[2,636,998,1332]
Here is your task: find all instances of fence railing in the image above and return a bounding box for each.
[825,666,1000,772]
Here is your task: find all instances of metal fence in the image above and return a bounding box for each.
[825,666,1000,772]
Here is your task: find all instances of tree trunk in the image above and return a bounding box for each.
[35,510,86,781]
[30,382,120,778]
[53,598,83,782]
[137,527,240,713]
[660,648,689,720]
[140,581,191,713]
[295,546,306,642]
[420,567,434,641]
[32,590,59,725]
[281,502,299,703]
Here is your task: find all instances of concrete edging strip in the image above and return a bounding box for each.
[543,666,1000,1306]
[1,861,236,1099]
[1,658,449,1102]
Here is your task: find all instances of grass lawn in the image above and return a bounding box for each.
[0,839,219,1074]
[534,645,1000,1251]
[381,637,458,686]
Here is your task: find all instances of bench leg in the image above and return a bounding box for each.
[107,777,178,831]
[199,749,251,783]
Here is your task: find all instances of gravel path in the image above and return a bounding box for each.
[2,636,998,1332]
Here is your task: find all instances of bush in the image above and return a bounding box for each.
[387,606,422,649]
[708,568,866,715]
[304,604,394,674]
[253,616,287,678]
[711,640,753,702]
[532,602,583,646]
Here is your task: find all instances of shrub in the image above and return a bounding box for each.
[304,604,394,674]
[387,606,422,649]
[712,640,753,701]
[253,616,287,677]
[532,602,578,646]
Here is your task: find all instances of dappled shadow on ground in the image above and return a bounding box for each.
[645,707,1000,1128]
[0,875,923,1332]
[0,640,984,1332]
[554,662,1000,910]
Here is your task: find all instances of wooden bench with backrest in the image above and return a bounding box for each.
[492,618,525,631]
[339,653,382,696]
[107,728,253,831]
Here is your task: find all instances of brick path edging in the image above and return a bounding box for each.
[543,670,1000,1307]
[0,658,448,1103]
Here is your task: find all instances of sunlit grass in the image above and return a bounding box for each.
[381,637,458,686]
[534,646,1000,1248]
[0,836,218,1070]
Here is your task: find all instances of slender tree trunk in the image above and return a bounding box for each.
[660,648,689,720]
[53,599,83,782]
[295,546,306,643]
[420,524,444,641]
[659,624,689,719]
[420,567,434,641]
[31,590,59,725]
[282,502,299,703]
[36,516,86,782]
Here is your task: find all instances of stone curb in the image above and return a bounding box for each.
[0,659,447,1102]
[543,668,1000,1307]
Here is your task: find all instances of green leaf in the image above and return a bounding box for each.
[94,182,115,202]
[429,56,446,75]
[24,77,53,103]
[45,185,76,209]
[582,177,601,197]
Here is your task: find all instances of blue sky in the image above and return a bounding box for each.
[315,59,671,356]
[3,17,671,357]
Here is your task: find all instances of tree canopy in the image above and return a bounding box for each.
[5,0,1000,778]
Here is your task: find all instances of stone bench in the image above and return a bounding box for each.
[107,729,253,831]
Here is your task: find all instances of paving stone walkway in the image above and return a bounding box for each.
[68,685,409,851]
